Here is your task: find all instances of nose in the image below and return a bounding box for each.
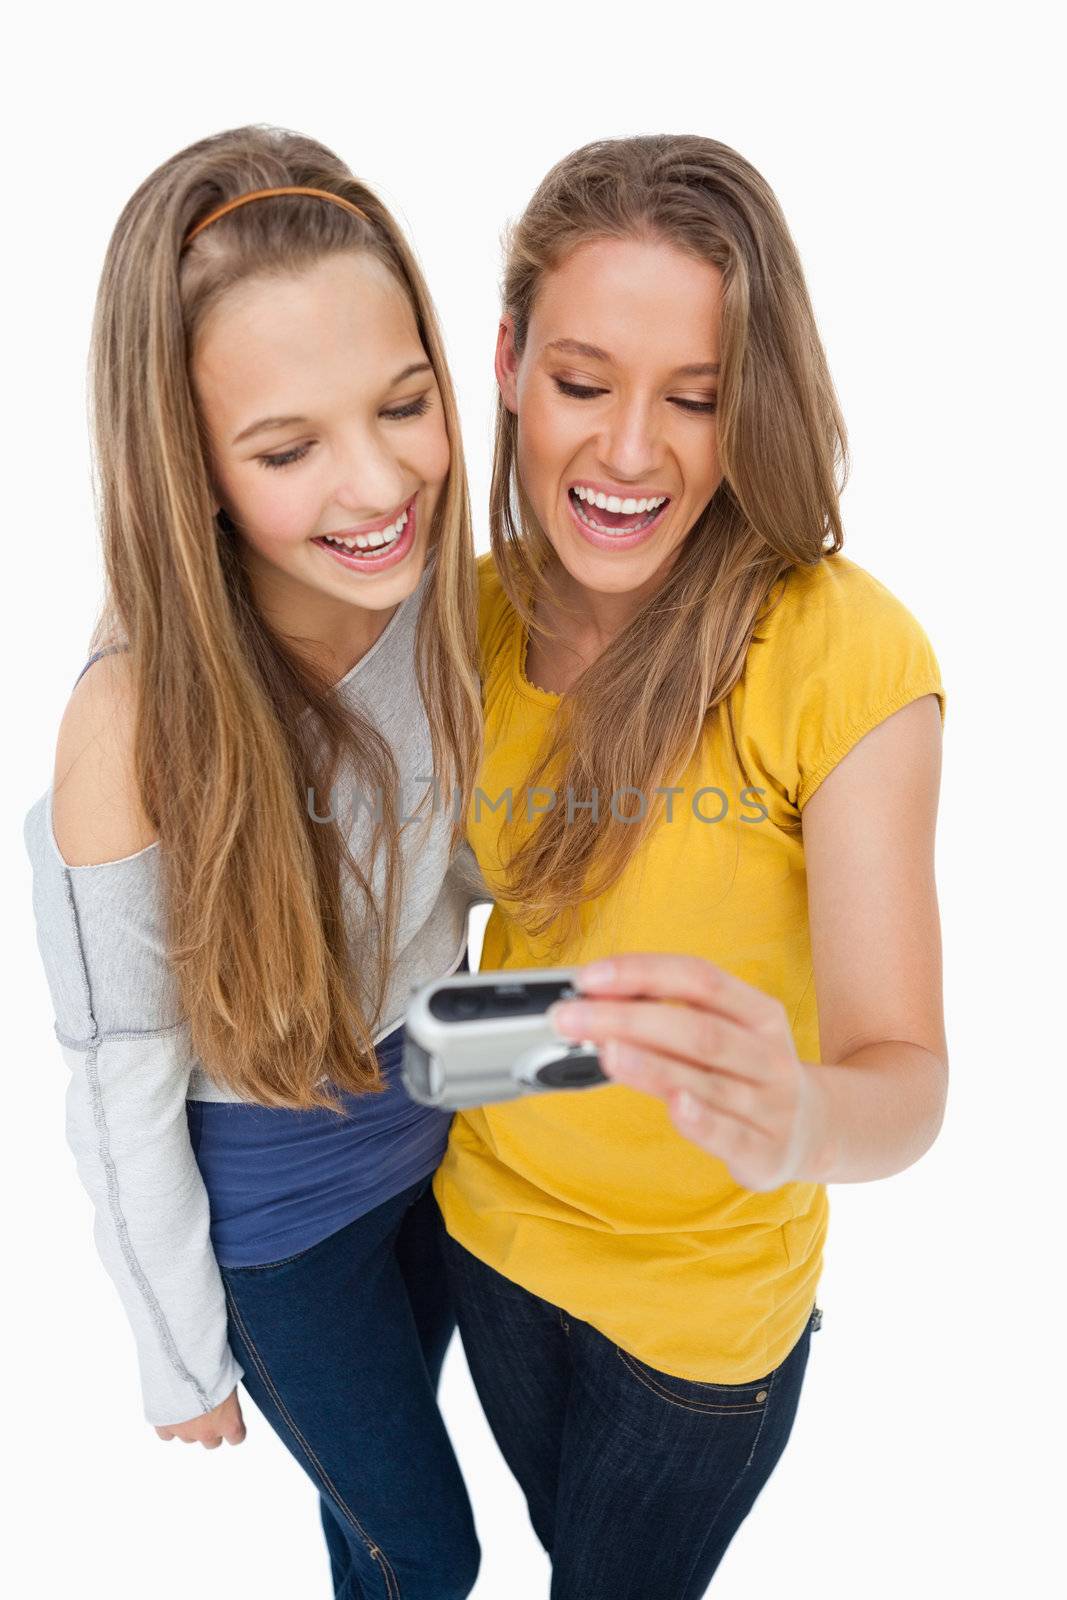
[597,393,662,484]
[332,426,408,520]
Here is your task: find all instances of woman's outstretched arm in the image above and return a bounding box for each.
[546,693,948,1191]
[793,691,948,1181]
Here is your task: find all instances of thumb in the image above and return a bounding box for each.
[224,1403,247,1446]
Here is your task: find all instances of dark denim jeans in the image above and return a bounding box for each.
[221,1178,479,1599]
[443,1231,821,1599]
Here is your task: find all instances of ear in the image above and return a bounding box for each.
[494,315,521,414]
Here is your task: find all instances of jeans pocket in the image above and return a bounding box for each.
[614,1346,776,1415]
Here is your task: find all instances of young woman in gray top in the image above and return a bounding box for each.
[23,125,488,1599]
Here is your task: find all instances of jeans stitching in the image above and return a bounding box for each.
[222,1242,321,1274]
[680,1355,781,1594]
[615,1347,770,1415]
[223,1284,400,1600]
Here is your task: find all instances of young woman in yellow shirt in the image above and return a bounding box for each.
[433,133,947,1598]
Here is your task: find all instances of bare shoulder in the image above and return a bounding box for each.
[51,652,158,867]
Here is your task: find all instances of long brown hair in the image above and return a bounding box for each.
[86,124,481,1109]
[490,134,848,944]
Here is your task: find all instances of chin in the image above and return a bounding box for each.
[562,539,658,589]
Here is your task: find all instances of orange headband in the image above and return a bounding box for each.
[182,185,370,249]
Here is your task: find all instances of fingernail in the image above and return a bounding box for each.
[576,961,615,989]
[548,1002,585,1036]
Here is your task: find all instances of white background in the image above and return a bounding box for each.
[4,3,1063,1595]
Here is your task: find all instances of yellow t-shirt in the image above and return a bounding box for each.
[433,549,946,1383]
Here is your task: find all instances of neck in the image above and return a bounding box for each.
[543,549,664,652]
[241,546,401,686]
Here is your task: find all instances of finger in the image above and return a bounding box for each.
[200,1435,223,1450]
[550,997,764,1084]
[667,1092,783,1192]
[669,1088,721,1146]
[666,1089,732,1160]
[601,1041,769,1137]
[573,952,785,1032]
[155,1429,175,1442]
[223,1417,247,1446]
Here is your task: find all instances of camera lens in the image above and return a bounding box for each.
[535,1052,606,1089]
[428,987,484,1022]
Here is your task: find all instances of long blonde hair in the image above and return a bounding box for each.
[87,124,481,1109]
[490,134,848,943]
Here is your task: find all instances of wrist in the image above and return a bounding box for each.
[797,1063,839,1184]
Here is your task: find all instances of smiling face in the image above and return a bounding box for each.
[192,251,450,668]
[496,235,724,610]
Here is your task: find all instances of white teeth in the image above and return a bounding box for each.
[323,504,411,554]
[570,487,668,514]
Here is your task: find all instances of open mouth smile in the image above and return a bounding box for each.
[566,482,672,545]
[310,494,418,572]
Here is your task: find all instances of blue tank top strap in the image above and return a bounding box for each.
[73,643,130,690]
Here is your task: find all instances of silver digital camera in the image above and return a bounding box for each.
[402,966,607,1110]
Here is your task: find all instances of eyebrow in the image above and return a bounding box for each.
[545,338,719,378]
[231,362,433,445]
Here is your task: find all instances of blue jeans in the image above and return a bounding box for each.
[220,1178,479,1599]
[443,1233,820,1599]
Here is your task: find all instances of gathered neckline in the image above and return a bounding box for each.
[512,616,563,705]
